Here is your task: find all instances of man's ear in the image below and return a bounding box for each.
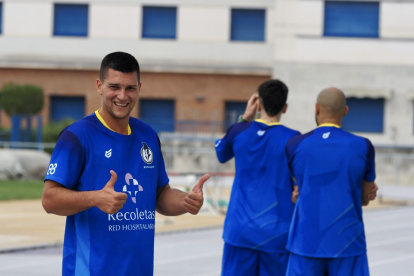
[257,100,262,112]
[138,81,142,96]
[343,106,349,118]
[315,103,320,116]
[282,103,288,114]
[97,78,103,95]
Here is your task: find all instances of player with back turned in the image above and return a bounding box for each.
[42,52,210,276]
[285,87,378,276]
[215,79,300,276]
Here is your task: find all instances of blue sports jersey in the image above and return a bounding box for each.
[44,111,169,276]
[285,124,376,258]
[215,119,300,253]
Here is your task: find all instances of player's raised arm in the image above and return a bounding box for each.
[42,170,128,216]
[156,174,210,216]
[240,94,259,122]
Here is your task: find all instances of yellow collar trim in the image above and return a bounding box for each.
[318,123,340,128]
[255,119,282,126]
[95,109,132,135]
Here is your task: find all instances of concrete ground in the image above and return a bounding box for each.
[0,185,413,275]
[1,205,414,276]
[0,199,225,252]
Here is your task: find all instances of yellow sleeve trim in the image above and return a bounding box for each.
[318,123,340,128]
[95,109,132,135]
[255,119,282,126]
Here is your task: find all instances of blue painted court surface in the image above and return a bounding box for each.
[0,205,413,276]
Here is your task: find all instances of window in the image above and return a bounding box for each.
[50,96,85,122]
[324,1,379,38]
[139,99,175,132]
[231,9,265,42]
[142,6,177,39]
[53,4,88,37]
[342,98,384,133]
[225,101,246,130]
[0,2,3,34]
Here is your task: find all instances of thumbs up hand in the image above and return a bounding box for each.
[184,174,210,215]
[96,170,128,214]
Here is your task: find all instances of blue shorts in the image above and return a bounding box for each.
[286,252,370,276]
[221,243,289,276]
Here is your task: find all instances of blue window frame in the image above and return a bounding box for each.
[324,1,379,38]
[140,99,175,133]
[50,96,85,122]
[225,101,246,130]
[142,6,177,39]
[342,98,384,133]
[53,4,88,37]
[231,9,265,42]
[0,2,3,34]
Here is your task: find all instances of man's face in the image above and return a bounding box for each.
[97,68,141,120]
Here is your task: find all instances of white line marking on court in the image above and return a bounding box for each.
[193,270,221,276]
[365,222,414,234]
[0,258,59,271]
[369,253,414,267]
[155,252,221,265]
[368,236,414,248]
[155,238,222,250]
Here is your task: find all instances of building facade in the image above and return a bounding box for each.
[0,0,413,147]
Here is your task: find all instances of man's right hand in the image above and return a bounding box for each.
[95,170,128,214]
[242,94,259,122]
[292,185,299,204]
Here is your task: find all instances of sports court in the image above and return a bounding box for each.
[0,202,413,276]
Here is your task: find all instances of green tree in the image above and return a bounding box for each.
[0,83,44,115]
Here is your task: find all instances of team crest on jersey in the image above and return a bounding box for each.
[140,142,153,164]
[257,130,266,136]
[322,132,331,139]
[105,149,112,158]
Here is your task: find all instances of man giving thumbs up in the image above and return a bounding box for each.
[42,52,210,276]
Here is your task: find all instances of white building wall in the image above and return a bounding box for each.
[3,2,52,37]
[178,6,229,42]
[0,0,274,73]
[381,2,414,39]
[296,0,323,36]
[272,0,414,146]
[274,63,414,147]
[90,3,141,39]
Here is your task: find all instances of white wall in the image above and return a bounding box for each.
[178,6,229,42]
[3,2,52,37]
[275,37,414,65]
[0,1,274,72]
[0,36,273,73]
[90,3,141,39]
[381,2,414,39]
[296,0,323,36]
[273,62,414,147]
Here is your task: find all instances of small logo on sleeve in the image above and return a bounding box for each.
[215,140,221,147]
[140,142,153,164]
[47,163,58,175]
[322,132,331,139]
[105,149,112,158]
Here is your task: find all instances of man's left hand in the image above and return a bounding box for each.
[367,183,379,201]
[184,174,210,215]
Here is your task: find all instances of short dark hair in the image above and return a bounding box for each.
[257,79,288,117]
[99,52,140,82]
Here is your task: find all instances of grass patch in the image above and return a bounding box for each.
[0,180,44,201]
